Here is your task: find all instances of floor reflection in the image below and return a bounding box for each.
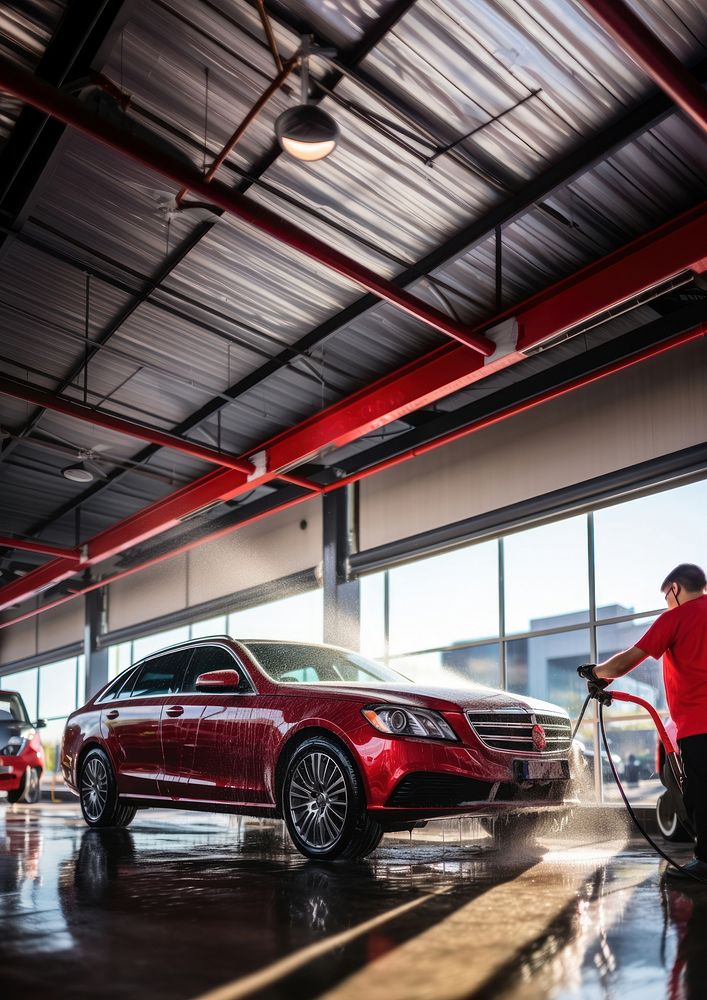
[1,805,701,1000]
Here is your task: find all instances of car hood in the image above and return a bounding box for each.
[278,682,568,717]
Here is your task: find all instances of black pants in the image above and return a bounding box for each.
[678,733,707,861]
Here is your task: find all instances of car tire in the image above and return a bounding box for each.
[79,749,136,829]
[7,766,41,804]
[656,790,693,843]
[282,736,383,861]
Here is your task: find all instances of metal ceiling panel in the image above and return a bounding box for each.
[100,0,299,176]
[0,0,66,147]
[1,0,705,589]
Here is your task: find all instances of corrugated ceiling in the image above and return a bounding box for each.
[0,0,705,582]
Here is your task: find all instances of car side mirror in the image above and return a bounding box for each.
[34,718,47,729]
[195,669,241,692]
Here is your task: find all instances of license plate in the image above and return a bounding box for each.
[514,759,570,781]
[0,765,13,774]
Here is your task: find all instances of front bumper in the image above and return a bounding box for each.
[356,715,584,819]
[0,758,27,791]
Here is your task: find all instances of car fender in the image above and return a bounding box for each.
[269,715,372,804]
[62,708,117,789]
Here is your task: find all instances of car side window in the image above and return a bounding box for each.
[129,651,189,698]
[180,646,248,693]
[280,666,320,683]
[98,666,140,703]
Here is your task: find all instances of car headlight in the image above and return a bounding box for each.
[362,705,458,742]
[0,736,27,756]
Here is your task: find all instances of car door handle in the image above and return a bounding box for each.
[106,709,119,720]
[165,706,184,718]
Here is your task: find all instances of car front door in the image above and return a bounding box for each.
[102,651,187,798]
[178,645,265,804]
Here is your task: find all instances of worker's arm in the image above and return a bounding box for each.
[594,646,645,681]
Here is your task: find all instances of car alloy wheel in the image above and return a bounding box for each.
[81,756,109,823]
[288,751,348,850]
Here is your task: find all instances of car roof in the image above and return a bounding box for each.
[136,636,352,658]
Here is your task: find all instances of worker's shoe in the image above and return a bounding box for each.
[665,858,707,883]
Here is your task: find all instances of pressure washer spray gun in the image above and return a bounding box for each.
[575,663,703,881]
[576,665,686,786]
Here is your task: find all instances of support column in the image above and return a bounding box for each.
[322,486,360,650]
[84,587,108,700]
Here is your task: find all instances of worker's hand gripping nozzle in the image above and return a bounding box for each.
[577,663,613,705]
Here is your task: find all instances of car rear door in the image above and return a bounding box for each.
[101,651,186,798]
[178,645,267,804]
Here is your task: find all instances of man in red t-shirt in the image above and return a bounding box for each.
[586,563,707,881]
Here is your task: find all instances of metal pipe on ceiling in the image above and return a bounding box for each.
[581,0,707,135]
[0,374,256,476]
[0,62,495,355]
[174,56,298,207]
[1,319,703,632]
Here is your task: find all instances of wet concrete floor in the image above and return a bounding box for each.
[0,802,705,1000]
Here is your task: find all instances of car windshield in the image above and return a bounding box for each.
[242,642,411,686]
[0,693,29,723]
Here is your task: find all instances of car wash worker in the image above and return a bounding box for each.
[580,563,707,882]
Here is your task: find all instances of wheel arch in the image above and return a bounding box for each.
[76,739,115,786]
[274,726,367,812]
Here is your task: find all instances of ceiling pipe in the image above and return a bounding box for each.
[1,320,703,632]
[256,0,285,74]
[581,0,707,135]
[0,374,256,476]
[0,62,495,355]
[174,56,298,207]
[0,537,80,560]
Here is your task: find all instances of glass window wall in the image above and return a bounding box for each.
[503,515,589,634]
[357,476,705,803]
[387,541,498,656]
[594,480,707,619]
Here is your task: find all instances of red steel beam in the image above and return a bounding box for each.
[581,0,707,136]
[0,536,79,560]
[0,375,255,475]
[0,203,704,614]
[322,322,707,492]
[0,62,495,355]
[255,201,707,471]
[2,320,704,632]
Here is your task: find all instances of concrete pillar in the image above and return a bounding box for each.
[322,486,360,650]
[84,587,109,700]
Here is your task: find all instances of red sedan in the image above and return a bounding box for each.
[62,638,584,859]
[0,691,45,804]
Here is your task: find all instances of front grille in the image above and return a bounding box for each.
[466,710,571,754]
[387,773,492,808]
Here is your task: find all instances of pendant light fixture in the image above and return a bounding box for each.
[275,35,339,162]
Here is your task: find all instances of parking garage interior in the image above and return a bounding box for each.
[1,0,707,997]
